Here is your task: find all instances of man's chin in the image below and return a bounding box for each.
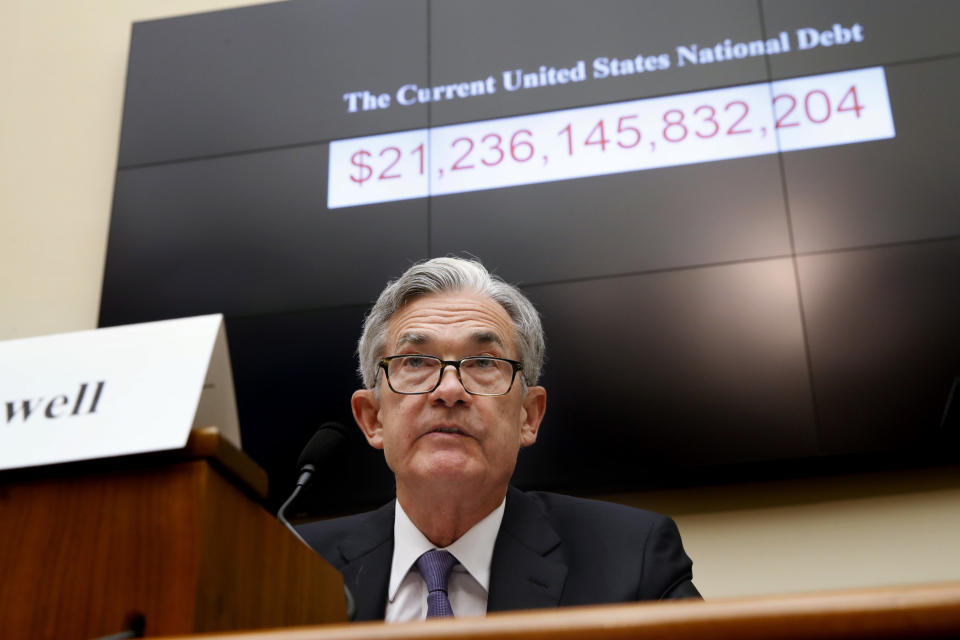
[410,451,482,483]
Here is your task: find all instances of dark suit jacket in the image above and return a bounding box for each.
[298,486,700,621]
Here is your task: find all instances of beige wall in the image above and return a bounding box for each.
[605,466,960,598]
[0,0,265,340]
[2,0,957,600]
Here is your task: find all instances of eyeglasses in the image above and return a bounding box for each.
[378,354,523,396]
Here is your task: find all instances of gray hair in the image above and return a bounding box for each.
[358,257,545,389]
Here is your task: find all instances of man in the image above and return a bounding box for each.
[300,257,699,622]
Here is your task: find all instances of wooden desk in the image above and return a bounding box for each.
[164,582,960,640]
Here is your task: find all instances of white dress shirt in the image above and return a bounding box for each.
[384,497,506,622]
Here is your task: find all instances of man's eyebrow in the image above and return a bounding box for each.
[471,331,504,348]
[395,332,430,348]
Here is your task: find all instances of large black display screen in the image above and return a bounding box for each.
[101,0,960,511]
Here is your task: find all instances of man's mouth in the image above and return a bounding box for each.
[426,425,469,437]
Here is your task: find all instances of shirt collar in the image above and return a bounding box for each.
[388,496,506,601]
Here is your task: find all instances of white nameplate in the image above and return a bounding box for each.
[0,314,240,471]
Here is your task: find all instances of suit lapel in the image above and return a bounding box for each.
[336,501,395,621]
[487,487,567,612]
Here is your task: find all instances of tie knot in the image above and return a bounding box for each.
[415,549,458,593]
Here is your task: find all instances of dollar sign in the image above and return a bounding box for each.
[350,150,373,185]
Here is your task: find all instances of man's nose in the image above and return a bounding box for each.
[431,364,470,404]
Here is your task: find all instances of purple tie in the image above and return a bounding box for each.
[415,549,458,618]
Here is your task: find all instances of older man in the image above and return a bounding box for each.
[300,257,699,622]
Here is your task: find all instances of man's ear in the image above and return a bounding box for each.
[519,386,547,447]
[352,389,384,450]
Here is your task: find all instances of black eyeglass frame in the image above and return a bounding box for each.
[378,354,524,396]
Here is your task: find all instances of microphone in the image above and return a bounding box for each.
[294,421,352,490]
[276,421,356,620]
[277,421,350,529]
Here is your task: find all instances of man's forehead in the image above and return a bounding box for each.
[385,291,515,351]
[396,329,504,347]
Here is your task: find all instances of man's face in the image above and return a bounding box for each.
[351,291,546,498]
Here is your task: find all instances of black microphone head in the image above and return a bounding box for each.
[297,421,350,471]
